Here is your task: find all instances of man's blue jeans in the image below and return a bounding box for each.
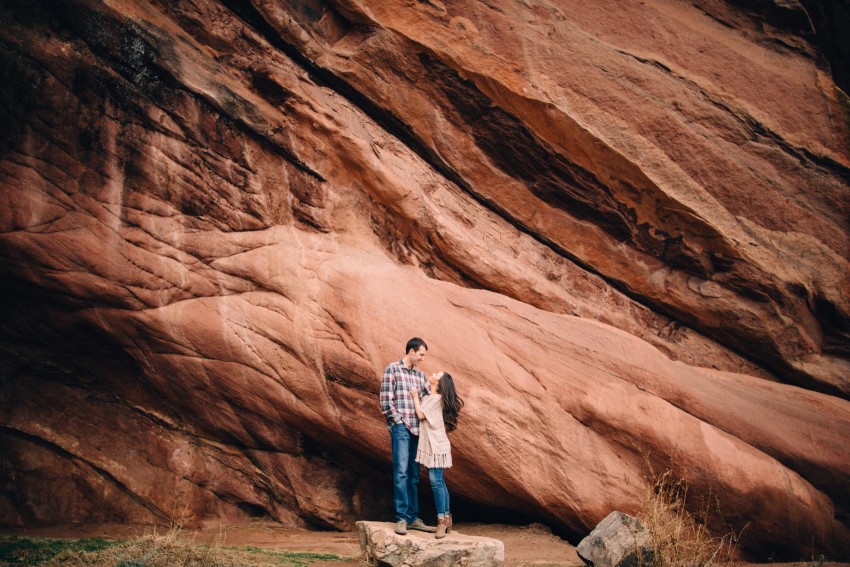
[428,467,450,516]
[391,423,419,523]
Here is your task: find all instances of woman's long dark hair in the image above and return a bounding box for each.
[438,372,464,433]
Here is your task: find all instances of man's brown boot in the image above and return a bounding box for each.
[436,517,447,539]
[408,518,437,533]
[445,513,452,533]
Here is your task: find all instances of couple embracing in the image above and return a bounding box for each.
[379,337,464,539]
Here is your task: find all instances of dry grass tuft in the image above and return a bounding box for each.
[21,527,348,567]
[638,470,741,567]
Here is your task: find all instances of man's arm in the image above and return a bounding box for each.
[379,367,403,424]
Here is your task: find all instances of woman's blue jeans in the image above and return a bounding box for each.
[429,467,450,516]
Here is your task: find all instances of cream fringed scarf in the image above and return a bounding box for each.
[416,394,452,469]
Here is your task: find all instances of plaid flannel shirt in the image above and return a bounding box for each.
[380,360,429,435]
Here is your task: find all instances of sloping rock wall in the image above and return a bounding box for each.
[1,0,848,559]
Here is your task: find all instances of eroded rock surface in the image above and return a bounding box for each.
[577,512,652,567]
[1,0,849,560]
[357,521,505,567]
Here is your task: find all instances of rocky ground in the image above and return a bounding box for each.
[2,521,580,566]
[5,522,850,567]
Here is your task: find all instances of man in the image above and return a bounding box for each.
[379,337,437,535]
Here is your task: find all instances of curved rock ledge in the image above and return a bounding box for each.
[1,0,848,560]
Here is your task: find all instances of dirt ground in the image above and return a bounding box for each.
[4,522,849,567]
[2,521,580,566]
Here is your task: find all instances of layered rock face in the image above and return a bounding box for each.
[1,0,848,560]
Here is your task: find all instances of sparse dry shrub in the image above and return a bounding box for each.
[38,526,345,567]
[638,469,741,567]
[42,528,225,567]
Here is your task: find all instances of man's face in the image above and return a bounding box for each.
[410,346,427,367]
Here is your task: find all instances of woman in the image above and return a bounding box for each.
[410,371,464,538]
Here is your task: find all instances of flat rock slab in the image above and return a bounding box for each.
[356,521,505,567]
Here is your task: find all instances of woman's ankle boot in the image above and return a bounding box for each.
[445,513,452,533]
[436,517,447,539]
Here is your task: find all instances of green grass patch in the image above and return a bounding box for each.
[229,546,346,561]
[0,535,119,565]
[0,533,351,566]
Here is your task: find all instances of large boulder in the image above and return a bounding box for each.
[577,512,653,567]
[356,521,505,567]
[1,0,849,560]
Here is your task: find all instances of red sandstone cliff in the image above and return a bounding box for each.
[0,0,848,559]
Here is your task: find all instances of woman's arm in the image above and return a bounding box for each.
[409,387,426,420]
